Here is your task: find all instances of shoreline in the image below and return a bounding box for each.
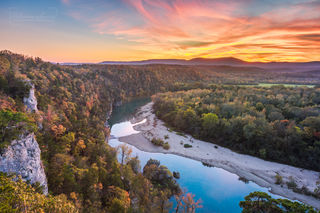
[119,102,320,209]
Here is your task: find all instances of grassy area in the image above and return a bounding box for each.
[239,83,315,88]
[151,138,170,150]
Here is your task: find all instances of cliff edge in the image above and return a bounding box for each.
[0,82,48,194]
[0,132,48,194]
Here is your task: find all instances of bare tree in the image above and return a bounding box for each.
[175,189,202,213]
[118,144,132,166]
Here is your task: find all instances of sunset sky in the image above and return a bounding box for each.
[0,0,320,63]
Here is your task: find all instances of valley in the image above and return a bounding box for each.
[116,102,320,210]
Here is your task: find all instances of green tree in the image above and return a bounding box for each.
[239,191,319,213]
[0,109,37,151]
[0,172,77,212]
[201,113,219,138]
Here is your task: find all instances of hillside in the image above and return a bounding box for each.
[100,57,320,72]
[153,86,320,171]
[0,51,198,212]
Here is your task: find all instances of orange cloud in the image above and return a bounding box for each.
[64,0,320,62]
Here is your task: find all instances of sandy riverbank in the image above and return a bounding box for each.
[119,102,320,209]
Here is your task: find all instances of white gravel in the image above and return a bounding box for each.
[119,102,320,209]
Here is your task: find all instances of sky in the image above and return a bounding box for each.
[0,0,320,63]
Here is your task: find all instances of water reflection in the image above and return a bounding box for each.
[109,120,280,213]
[108,98,150,127]
[108,99,281,213]
[110,119,146,138]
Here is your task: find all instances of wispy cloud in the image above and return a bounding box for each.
[63,0,320,61]
[61,0,70,5]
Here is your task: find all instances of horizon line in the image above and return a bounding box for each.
[1,50,320,64]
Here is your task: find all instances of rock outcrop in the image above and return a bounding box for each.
[23,82,38,113]
[0,81,48,194]
[0,133,48,194]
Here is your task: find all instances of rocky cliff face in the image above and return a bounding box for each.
[23,82,38,113]
[0,82,48,194]
[0,133,48,194]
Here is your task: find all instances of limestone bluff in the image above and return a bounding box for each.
[0,82,48,194]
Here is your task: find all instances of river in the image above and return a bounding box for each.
[107,98,281,213]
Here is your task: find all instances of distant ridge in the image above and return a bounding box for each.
[189,57,245,65]
[100,57,245,66]
[100,57,320,70]
[100,59,186,65]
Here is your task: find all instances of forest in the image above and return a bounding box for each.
[0,51,204,212]
[1,50,320,212]
[153,85,320,172]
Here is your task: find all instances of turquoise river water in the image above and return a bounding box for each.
[107,98,281,213]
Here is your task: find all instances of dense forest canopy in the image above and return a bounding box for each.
[153,85,320,172]
[1,50,320,212]
[0,51,204,212]
[0,172,77,212]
